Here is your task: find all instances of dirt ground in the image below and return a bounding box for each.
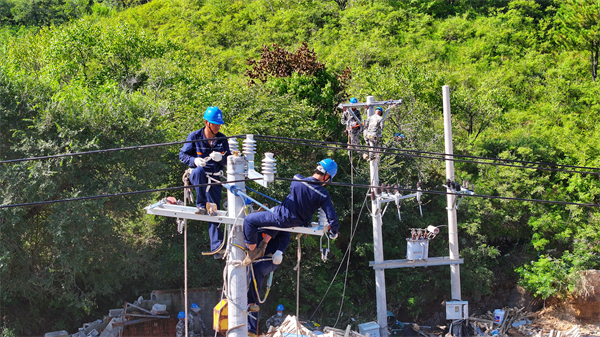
[527,300,600,336]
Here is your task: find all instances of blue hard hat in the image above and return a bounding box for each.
[375,107,384,113]
[317,158,338,179]
[178,311,186,319]
[350,97,358,104]
[277,304,284,311]
[191,303,199,309]
[204,106,224,125]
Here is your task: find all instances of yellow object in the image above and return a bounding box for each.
[213,299,228,333]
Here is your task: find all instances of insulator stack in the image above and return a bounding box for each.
[262,152,277,183]
[318,208,328,227]
[228,138,239,153]
[243,134,256,169]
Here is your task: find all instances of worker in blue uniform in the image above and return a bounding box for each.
[247,231,290,337]
[179,106,231,257]
[242,158,339,266]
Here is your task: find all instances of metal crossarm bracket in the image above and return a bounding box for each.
[369,256,464,269]
[337,99,403,110]
[145,201,238,224]
[262,223,327,236]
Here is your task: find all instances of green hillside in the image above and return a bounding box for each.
[1,0,600,335]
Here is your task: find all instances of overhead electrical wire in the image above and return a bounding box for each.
[254,136,600,176]
[274,177,600,208]
[255,135,600,173]
[2,134,600,177]
[0,135,244,165]
[0,178,258,209]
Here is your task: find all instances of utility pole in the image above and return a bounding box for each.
[226,150,248,337]
[443,85,462,300]
[367,95,389,337]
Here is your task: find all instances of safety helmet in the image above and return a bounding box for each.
[350,97,358,104]
[375,107,384,113]
[204,106,224,125]
[277,304,285,311]
[178,311,186,319]
[317,158,338,179]
[191,303,200,312]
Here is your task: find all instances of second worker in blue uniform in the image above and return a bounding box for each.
[242,159,340,266]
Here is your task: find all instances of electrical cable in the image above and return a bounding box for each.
[0,135,245,165]
[0,178,260,209]
[255,135,600,173]
[309,194,369,321]
[254,136,600,176]
[3,133,599,177]
[274,177,600,208]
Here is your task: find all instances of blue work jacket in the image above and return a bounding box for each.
[179,127,231,173]
[274,174,339,235]
[260,231,291,255]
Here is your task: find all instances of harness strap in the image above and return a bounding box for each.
[293,175,326,198]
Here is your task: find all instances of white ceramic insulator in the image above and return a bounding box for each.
[228,138,239,153]
[261,152,277,183]
[318,208,327,227]
[243,135,256,170]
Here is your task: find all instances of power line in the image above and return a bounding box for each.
[3,134,599,177]
[256,135,600,173]
[0,178,257,209]
[274,177,600,208]
[0,135,244,165]
[255,136,600,176]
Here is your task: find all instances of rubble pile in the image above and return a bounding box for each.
[468,307,586,337]
[273,316,366,337]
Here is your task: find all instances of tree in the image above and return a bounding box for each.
[555,0,600,81]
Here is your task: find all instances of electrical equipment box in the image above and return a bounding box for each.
[358,322,381,337]
[446,301,468,320]
[406,239,430,260]
[213,299,228,333]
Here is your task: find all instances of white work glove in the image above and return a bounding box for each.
[329,232,338,240]
[194,157,207,167]
[272,250,283,265]
[209,151,223,162]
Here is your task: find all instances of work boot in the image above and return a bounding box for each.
[242,241,267,266]
[195,206,207,215]
[248,303,260,312]
[248,332,257,337]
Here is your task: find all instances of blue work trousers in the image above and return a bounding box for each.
[244,211,290,246]
[247,260,279,334]
[190,166,224,252]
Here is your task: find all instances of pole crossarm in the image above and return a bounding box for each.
[378,192,419,204]
[337,99,402,110]
[262,223,327,236]
[369,256,464,269]
[145,201,238,224]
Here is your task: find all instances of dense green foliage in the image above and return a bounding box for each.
[1,0,600,335]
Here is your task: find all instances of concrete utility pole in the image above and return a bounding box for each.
[367,95,389,337]
[443,85,462,300]
[226,153,248,337]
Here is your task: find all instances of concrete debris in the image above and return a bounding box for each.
[270,315,367,337]
[467,307,585,337]
[44,331,69,337]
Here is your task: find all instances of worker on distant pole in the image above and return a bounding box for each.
[341,97,364,155]
[247,231,290,337]
[179,106,231,258]
[242,159,340,266]
[363,105,396,161]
